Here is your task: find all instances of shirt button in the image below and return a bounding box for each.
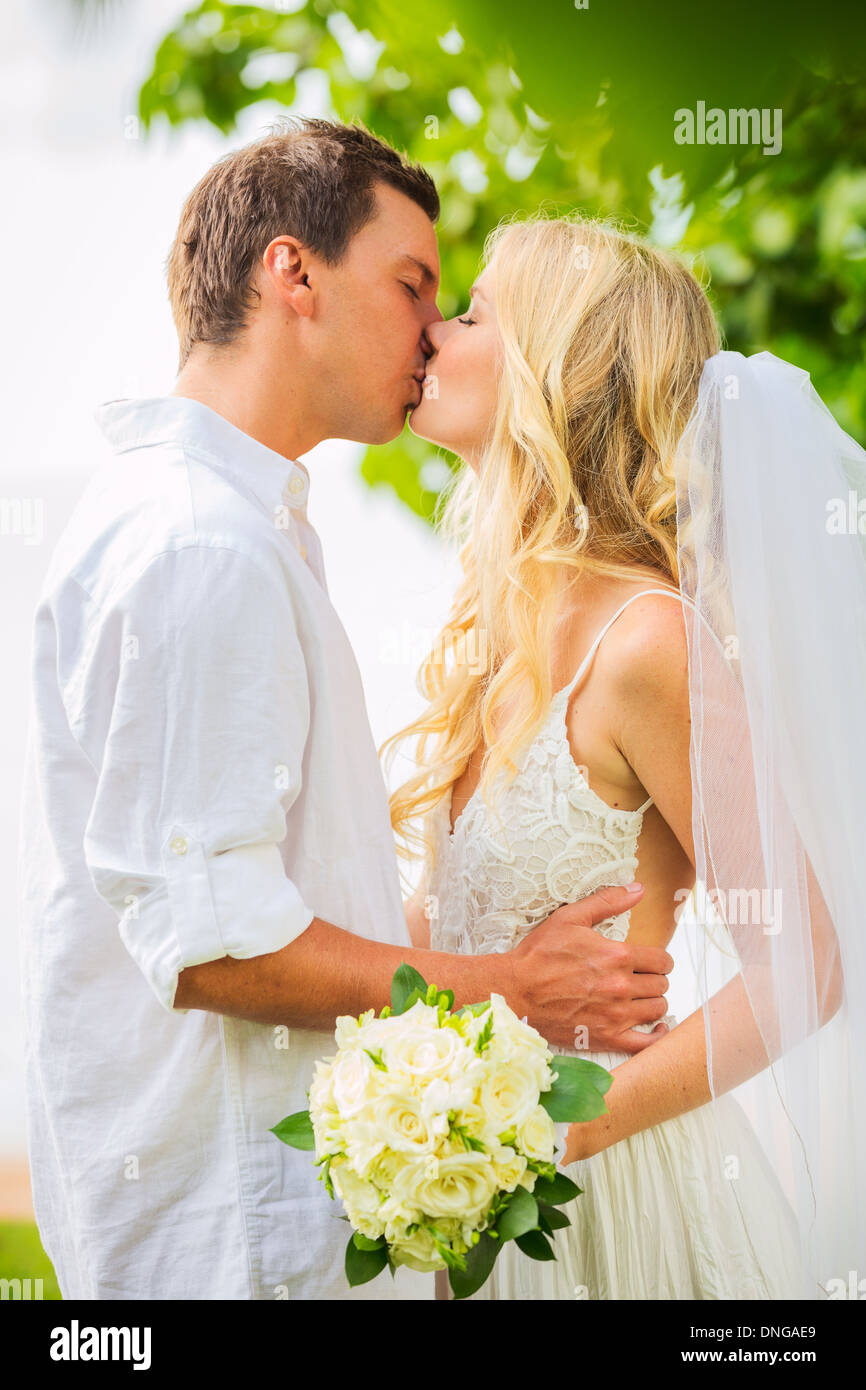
[288,476,305,496]
[170,836,188,856]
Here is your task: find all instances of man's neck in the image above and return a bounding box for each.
[172,345,324,462]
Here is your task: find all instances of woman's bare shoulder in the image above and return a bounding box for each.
[602,580,689,673]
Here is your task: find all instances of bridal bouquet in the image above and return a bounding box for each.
[272,964,612,1298]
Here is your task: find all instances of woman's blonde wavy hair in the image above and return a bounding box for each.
[381,211,721,881]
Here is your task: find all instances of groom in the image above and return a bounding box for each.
[18,118,673,1301]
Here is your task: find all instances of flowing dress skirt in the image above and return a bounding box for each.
[467,1042,805,1301]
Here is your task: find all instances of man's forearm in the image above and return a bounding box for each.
[174,915,516,1029]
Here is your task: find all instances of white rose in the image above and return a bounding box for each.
[391,1216,470,1272]
[311,1109,344,1158]
[341,1114,388,1178]
[367,1148,402,1190]
[483,996,553,1086]
[330,1050,379,1119]
[490,1143,529,1193]
[516,1104,557,1162]
[380,999,441,1040]
[389,1224,446,1273]
[384,1019,473,1086]
[335,1008,406,1054]
[478,1060,542,1140]
[391,1151,499,1223]
[356,1013,409,1053]
[334,1014,364,1049]
[420,1074,484,1129]
[440,1099,487,1149]
[345,1205,387,1241]
[374,1093,438,1154]
[378,1194,423,1242]
[331,1160,385,1239]
[307,1081,331,1121]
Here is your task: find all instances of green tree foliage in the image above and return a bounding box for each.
[139,0,866,520]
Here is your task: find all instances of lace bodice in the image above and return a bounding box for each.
[427,589,684,961]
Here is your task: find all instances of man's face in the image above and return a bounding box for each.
[307,182,443,444]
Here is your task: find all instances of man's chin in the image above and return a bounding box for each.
[340,413,412,447]
[341,402,438,447]
[406,401,435,444]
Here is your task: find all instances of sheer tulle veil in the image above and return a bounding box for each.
[671,349,866,1298]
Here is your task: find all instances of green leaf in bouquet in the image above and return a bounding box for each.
[537,1202,572,1231]
[450,1123,487,1153]
[515,1228,556,1261]
[474,1011,495,1055]
[495,1185,539,1241]
[540,1054,613,1122]
[317,1154,335,1200]
[345,1232,389,1286]
[391,962,430,1015]
[526,1156,557,1183]
[427,1225,469,1272]
[448,1231,500,1300]
[454,999,492,1019]
[352,1232,386,1251]
[363,1047,387,1071]
[270,1110,315,1150]
[531,1170,583,1206]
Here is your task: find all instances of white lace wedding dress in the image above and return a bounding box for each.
[428,589,803,1300]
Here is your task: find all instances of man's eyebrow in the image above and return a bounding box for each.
[398,254,438,287]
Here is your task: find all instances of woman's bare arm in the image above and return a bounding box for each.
[564,598,843,1160]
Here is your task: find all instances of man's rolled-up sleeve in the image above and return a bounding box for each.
[70,542,316,1014]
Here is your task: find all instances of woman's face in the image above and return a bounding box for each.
[408,264,501,471]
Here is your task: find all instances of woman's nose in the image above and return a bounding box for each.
[424,316,449,355]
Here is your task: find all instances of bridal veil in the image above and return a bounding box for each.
[673,349,866,1298]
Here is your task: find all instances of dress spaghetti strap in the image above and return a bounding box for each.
[558,587,690,702]
[556,587,693,818]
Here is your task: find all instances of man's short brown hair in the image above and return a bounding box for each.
[167,117,440,367]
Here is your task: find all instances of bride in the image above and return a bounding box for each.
[383,214,866,1299]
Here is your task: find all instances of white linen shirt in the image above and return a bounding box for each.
[17,395,431,1300]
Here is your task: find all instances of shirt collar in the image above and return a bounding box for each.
[94,395,311,521]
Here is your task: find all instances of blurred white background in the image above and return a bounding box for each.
[0,0,458,1207]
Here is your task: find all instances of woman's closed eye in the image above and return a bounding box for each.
[457,313,476,326]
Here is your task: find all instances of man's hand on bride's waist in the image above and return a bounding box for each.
[506,883,673,1053]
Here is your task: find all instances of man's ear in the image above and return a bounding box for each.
[260,236,315,318]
